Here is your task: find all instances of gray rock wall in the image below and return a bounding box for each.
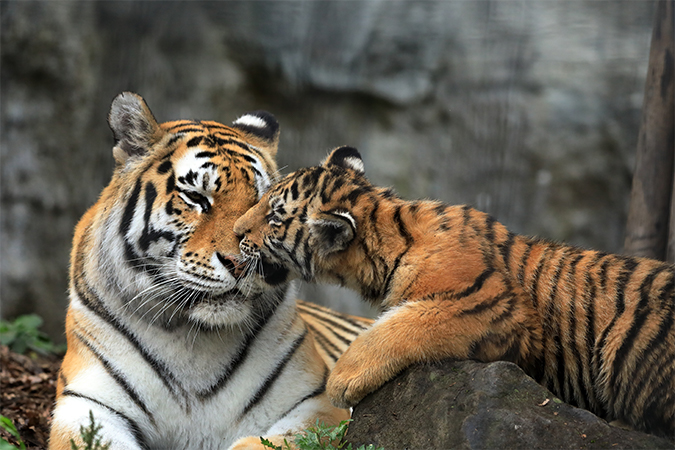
[0,1,655,339]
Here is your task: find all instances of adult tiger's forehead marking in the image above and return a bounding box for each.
[158,122,274,199]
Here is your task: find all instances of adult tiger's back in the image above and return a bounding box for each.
[235,146,675,439]
[49,94,370,450]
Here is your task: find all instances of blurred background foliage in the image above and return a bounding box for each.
[0,1,655,341]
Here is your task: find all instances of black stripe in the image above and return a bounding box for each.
[195,151,217,159]
[545,249,573,400]
[301,237,314,280]
[72,263,183,402]
[157,160,172,174]
[139,183,175,252]
[516,241,534,285]
[462,205,471,228]
[621,273,675,411]
[298,307,361,339]
[499,232,516,269]
[290,179,300,200]
[291,226,305,255]
[381,253,405,299]
[74,331,155,424]
[455,268,495,299]
[169,127,205,134]
[241,329,308,416]
[593,258,639,375]
[165,173,175,194]
[166,135,183,147]
[211,137,260,154]
[224,139,269,164]
[484,215,496,243]
[640,360,675,436]
[585,253,605,382]
[187,136,203,147]
[278,366,329,421]
[297,301,369,331]
[197,299,282,400]
[489,295,518,325]
[565,253,587,408]
[614,258,640,314]
[458,291,510,316]
[529,246,551,309]
[165,121,200,131]
[61,390,149,450]
[610,267,665,388]
[120,180,144,270]
[393,205,414,246]
[305,323,341,362]
[598,259,611,295]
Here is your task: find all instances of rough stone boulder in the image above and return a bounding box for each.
[345,359,673,449]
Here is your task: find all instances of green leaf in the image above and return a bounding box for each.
[13,314,43,330]
[0,440,20,450]
[0,330,17,346]
[260,437,282,450]
[0,416,25,450]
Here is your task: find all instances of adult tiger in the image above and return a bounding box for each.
[49,94,371,450]
[234,146,675,439]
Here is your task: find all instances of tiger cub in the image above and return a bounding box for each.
[49,94,371,450]
[234,146,675,438]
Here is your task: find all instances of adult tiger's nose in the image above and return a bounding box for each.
[216,253,245,279]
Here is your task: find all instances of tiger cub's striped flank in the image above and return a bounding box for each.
[234,146,675,439]
[49,94,370,450]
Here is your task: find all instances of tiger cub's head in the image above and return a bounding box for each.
[234,146,368,284]
[82,92,290,328]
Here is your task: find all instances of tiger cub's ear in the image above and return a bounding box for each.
[232,111,280,158]
[323,146,364,175]
[108,92,165,165]
[309,210,357,258]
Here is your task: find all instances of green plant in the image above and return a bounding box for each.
[0,415,26,450]
[69,410,111,450]
[0,314,66,356]
[260,420,384,450]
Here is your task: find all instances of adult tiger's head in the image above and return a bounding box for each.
[234,146,372,286]
[77,92,289,329]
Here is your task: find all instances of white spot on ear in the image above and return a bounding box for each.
[234,114,268,130]
[332,210,356,230]
[343,156,364,174]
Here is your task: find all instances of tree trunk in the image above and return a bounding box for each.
[624,0,674,262]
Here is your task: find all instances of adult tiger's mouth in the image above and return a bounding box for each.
[182,287,246,306]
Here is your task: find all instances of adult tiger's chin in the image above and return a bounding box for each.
[186,286,287,329]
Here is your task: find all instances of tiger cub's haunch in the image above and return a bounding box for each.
[234,146,675,438]
[50,94,371,450]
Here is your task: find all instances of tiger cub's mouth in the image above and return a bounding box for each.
[260,259,289,286]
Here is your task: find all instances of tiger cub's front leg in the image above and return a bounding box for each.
[326,289,541,408]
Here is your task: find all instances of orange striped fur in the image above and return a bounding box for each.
[234,146,675,439]
[50,95,369,450]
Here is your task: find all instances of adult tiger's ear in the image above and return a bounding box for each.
[322,146,364,175]
[108,92,165,165]
[232,111,280,158]
[309,210,356,258]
